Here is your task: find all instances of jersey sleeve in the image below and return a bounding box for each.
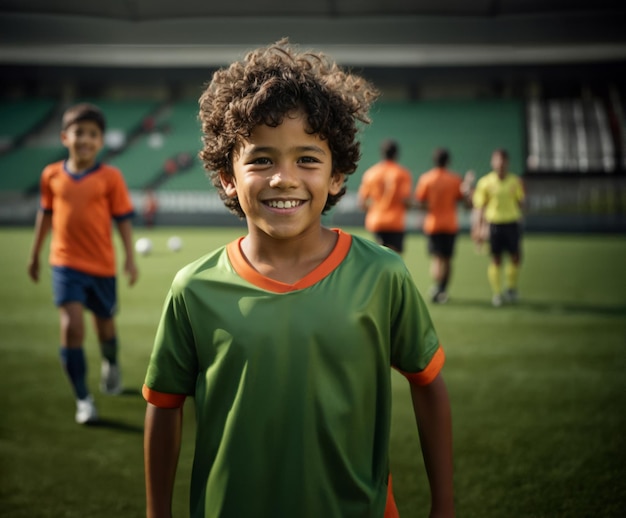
[143,275,199,408]
[415,174,428,202]
[472,177,488,209]
[39,165,54,212]
[454,175,464,201]
[357,169,372,201]
[515,177,525,203]
[390,269,444,385]
[108,167,135,220]
[399,168,413,200]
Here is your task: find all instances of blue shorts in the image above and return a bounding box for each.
[52,266,117,318]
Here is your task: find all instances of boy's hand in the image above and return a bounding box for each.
[125,258,138,286]
[27,257,40,282]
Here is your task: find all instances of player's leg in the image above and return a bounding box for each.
[93,315,123,395]
[427,235,444,301]
[435,234,456,303]
[504,223,522,302]
[88,275,123,395]
[487,224,504,306]
[59,301,88,398]
[53,267,98,423]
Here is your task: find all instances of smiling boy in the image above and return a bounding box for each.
[143,40,454,518]
[28,103,138,424]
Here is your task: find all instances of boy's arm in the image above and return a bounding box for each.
[144,403,183,518]
[27,210,52,282]
[115,218,138,286]
[460,171,475,209]
[410,373,455,518]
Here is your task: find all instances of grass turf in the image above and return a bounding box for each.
[0,227,624,517]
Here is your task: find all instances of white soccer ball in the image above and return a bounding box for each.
[135,237,153,256]
[167,235,183,252]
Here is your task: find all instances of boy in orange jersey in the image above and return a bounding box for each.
[415,148,473,303]
[358,139,413,253]
[28,103,138,424]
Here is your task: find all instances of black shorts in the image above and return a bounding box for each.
[375,231,405,253]
[427,233,457,258]
[489,222,521,256]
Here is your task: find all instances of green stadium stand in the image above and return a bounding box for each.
[76,98,160,134]
[1,97,523,195]
[355,99,526,184]
[111,98,205,191]
[160,161,212,191]
[0,99,57,144]
[0,147,65,192]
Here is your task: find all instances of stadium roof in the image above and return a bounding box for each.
[1,0,625,67]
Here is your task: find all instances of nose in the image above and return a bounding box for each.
[269,164,299,189]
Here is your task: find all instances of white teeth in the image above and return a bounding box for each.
[268,200,300,209]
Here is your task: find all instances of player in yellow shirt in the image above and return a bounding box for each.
[472,149,525,306]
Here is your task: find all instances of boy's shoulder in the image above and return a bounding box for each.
[92,162,125,179]
[347,233,408,271]
[42,160,65,177]
[170,244,231,293]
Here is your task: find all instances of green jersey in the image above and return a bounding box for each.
[144,229,444,518]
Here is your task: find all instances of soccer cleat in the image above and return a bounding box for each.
[100,360,123,395]
[492,294,503,307]
[429,285,440,302]
[75,396,98,424]
[504,289,519,304]
[434,291,449,304]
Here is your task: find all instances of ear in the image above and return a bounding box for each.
[219,170,238,198]
[60,131,70,149]
[328,172,345,196]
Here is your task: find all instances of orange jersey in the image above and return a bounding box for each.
[415,168,463,234]
[357,160,413,232]
[39,161,134,276]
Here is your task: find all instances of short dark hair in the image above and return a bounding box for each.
[492,148,509,161]
[433,148,450,167]
[199,39,379,218]
[62,103,106,133]
[381,139,398,160]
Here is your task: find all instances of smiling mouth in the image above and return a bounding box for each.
[265,200,303,209]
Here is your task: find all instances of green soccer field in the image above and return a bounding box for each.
[1,227,625,517]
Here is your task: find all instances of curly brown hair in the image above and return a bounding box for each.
[198,39,379,218]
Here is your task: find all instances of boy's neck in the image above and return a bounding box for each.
[66,157,98,175]
[240,227,338,284]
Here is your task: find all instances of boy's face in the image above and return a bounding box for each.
[491,152,508,175]
[221,110,343,241]
[61,120,104,169]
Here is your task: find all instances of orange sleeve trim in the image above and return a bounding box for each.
[226,230,352,293]
[142,384,187,408]
[384,473,400,518]
[396,345,445,386]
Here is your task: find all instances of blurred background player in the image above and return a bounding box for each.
[472,148,525,306]
[142,189,158,228]
[27,103,138,424]
[358,139,413,254]
[415,148,474,303]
